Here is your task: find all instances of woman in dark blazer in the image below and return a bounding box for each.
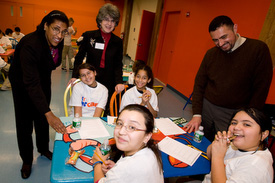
[71,3,125,115]
[9,10,68,179]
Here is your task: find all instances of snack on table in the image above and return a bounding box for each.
[66,149,85,165]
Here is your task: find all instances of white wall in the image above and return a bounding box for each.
[126,0,158,60]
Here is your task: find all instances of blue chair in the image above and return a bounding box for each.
[183,92,193,110]
[9,38,18,49]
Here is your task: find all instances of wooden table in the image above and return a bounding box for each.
[0,49,15,62]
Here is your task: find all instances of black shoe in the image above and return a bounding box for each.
[40,151,53,160]
[62,68,67,71]
[21,164,32,179]
[69,68,73,71]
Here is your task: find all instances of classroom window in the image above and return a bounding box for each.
[11,6,14,16]
[20,6,23,17]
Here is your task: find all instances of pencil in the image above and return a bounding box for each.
[94,151,106,165]
[138,89,149,98]
[227,135,236,142]
[138,94,151,98]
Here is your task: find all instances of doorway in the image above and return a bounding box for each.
[135,10,155,64]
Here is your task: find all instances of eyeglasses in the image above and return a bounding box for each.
[103,17,115,24]
[115,121,146,133]
[50,26,69,36]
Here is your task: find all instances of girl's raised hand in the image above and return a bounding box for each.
[141,90,151,104]
[211,131,231,158]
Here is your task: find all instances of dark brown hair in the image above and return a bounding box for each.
[111,104,163,173]
[76,63,96,78]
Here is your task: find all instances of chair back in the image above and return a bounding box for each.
[109,85,129,117]
[64,79,81,117]
[153,85,164,95]
[0,72,6,88]
[9,38,18,49]
[183,92,193,111]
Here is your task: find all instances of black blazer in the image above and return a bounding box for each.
[73,29,123,94]
[9,29,63,115]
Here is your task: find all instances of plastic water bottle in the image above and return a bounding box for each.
[153,125,159,133]
[194,126,204,143]
[128,61,133,71]
[123,64,127,72]
[72,113,81,129]
[100,139,111,155]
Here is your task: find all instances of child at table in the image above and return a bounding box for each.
[92,104,164,183]
[0,30,12,50]
[69,63,108,117]
[203,108,273,183]
[0,56,11,90]
[128,60,145,85]
[120,65,158,117]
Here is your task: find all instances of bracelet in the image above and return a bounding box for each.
[93,161,103,167]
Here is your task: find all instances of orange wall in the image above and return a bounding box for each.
[0,0,124,38]
[153,0,275,104]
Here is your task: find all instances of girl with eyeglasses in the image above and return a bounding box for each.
[69,63,108,117]
[92,104,164,183]
[203,108,273,183]
[9,10,69,179]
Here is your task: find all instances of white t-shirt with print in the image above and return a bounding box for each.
[69,81,108,117]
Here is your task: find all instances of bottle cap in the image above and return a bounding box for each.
[199,126,204,130]
[104,139,109,145]
[75,113,79,118]
[103,139,109,148]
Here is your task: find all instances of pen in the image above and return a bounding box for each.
[94,151,106,165]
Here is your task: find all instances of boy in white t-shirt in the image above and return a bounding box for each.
[0,30,12,49]
[69,63,108,117]
[12,27,24,41]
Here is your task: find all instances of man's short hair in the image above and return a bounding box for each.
[208,15,234,32]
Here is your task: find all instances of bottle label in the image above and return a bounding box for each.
[72,120,81,128]
[194,132,203,143]
[100,147,110,156]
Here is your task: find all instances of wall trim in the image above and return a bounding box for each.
[166,84,190,101]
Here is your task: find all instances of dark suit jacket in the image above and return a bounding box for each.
[9,29,63,115]
[73,29,123,94]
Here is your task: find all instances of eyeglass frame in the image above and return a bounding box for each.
[115,121,146,133]
[102,17,116,24]
[50,25,69,36]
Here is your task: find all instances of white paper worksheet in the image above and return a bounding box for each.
[158,137,201,166]
[78,119,110,139]
[155,118,186,135]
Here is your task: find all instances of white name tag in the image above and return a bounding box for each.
[95,43,104,50]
